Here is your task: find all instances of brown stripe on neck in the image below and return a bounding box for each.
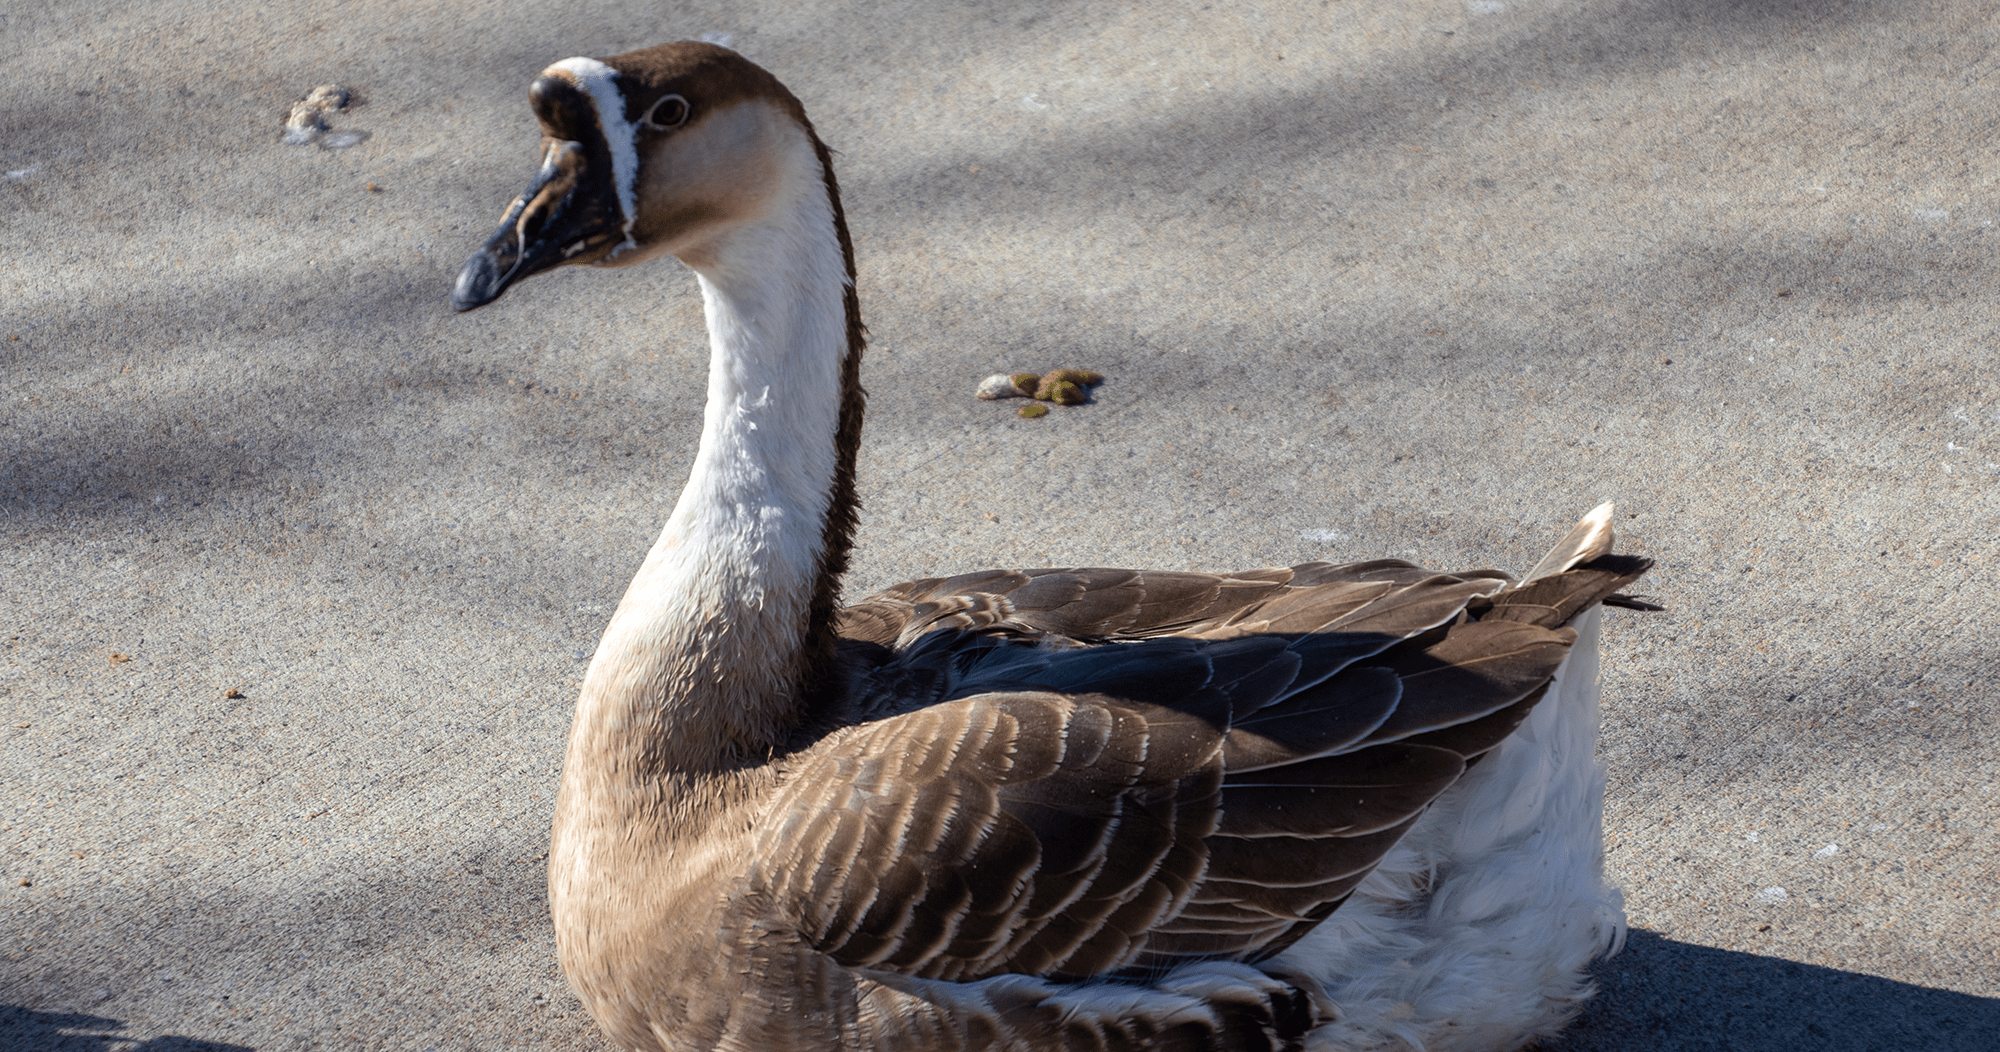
[796,119,868,722]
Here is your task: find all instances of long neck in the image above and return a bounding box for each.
[569,131,863,783]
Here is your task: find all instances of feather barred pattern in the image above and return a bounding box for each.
[557,510,1647,1052]
[560,509,1646,1052]
[749,516,1650,1042]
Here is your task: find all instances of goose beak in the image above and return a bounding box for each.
[452,138,627,311]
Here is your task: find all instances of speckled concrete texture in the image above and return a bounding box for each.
[4,1,1997,1049]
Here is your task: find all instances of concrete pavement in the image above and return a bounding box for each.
[5,1,1996,1048]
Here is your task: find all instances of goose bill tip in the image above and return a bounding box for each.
[451,247,508,311]
[450,139,625,312]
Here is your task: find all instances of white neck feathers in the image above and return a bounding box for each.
[571,118,851,776]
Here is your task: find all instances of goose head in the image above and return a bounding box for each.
[451,42,816,311]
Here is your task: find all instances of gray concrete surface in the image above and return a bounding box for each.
[5,0,1997,1048]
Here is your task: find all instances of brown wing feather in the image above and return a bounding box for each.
[776,547,1652,989]
[757,688,1228,981]
[838,567,1302,649]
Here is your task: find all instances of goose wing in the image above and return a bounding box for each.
[834,565,1299,650]
[763,552,1647,983]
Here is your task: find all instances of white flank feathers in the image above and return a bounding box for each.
[1274,606,1622,1050]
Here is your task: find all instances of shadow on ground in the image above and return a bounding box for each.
[1553,929,2000,1051]
[0,1005,253,1052]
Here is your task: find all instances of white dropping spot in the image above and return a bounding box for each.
[1947,441,1964,452]
[1755,886,1789,904]
[1744,831,1761,842]
[1815,843,1840,858]
[1767,337,1777,343]
[975,374,1028,400]
[1914,208,1949,221]
[1869,823,1890,832]
[1299,528,1348,544]
[1952,407,1970,423]
[696,31,735,48]
[152,495,165,505]
[1020,94,1050,111]
[1903,698,1920,708]
[1468,0,1506,12]
[4,165,42,180]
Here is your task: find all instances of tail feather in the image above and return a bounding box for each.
[1521,502,1617,583]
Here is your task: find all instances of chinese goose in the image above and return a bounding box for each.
[451,42,1653,1052]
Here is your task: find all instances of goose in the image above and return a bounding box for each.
[450,42,1653,1052]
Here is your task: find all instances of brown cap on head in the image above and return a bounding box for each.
[596,42,808,131]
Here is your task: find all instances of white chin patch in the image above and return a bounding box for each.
[549,56,640,257]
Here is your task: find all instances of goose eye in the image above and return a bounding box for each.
[641,94,690,130]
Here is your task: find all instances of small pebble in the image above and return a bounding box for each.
[108,653,130,664]
[225,687,245,699]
